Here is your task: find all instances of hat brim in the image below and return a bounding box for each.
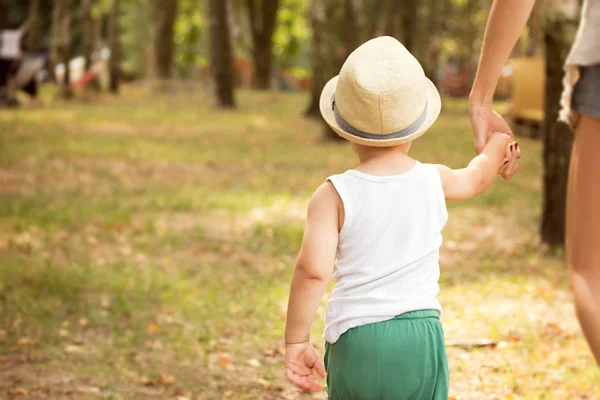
[319,75,442,147]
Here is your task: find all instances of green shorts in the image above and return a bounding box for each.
[324,310,448,400]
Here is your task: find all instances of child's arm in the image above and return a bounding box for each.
[436,133,517,202]
[284,182,340,392]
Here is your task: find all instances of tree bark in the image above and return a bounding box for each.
[81,0,94,72]
[244,0,280,89]
[381,0,399,38]
[108,0,121,93]
[400,0,419,54]
[27,0,41,52]
[541,0,579,247]
[52,0,74,99]
[422,0,448,85]
[153,0,178,80]
[208,0,236,107]
[305,0,327,118]
[341,0,358,60]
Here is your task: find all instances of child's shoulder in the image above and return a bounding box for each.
[310,180,341,210]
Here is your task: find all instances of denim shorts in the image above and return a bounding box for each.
[572,63,600,119]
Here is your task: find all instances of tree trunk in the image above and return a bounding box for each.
[208,0,236,107]
[541,0,580,247]
[304,0,345,140]
[52,0,74,99]
[108,0,121,93]
[381,0,399,38]
[81,0,94,72]
[400,0,419,54]
[305,0,326,118]
[341,0,358,60]
[245,0,280,90]
[27,0,41,52]
[153,0,178,80]
[422,0,448,85]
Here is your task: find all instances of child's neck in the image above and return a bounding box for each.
[353,143,415,176]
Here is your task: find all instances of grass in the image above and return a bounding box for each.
[0,84,598,399]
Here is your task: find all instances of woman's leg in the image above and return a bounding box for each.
[567,114,600,365]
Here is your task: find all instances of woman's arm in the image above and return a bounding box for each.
[470,0,536,154]
[284,182,339,392]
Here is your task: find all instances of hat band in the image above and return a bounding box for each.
[332,94,428,140]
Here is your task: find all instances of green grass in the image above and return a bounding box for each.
[0,85,598,399]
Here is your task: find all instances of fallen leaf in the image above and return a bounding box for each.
[64,344,83,353]
[542,321,563,337]
[17,337,31,346]
[58,329,69,337]
[256,378,270,388]
[100,295,110,309]
[147,323,159,333]
[219,353,233,368]
[263,348,281,357]
[79,318,89,327]
[507,329,522,342]
[0,330,7,341]
[248,358,261,368]
[158,373,175,385]
[11,387,27,396]
[140,376,153,386]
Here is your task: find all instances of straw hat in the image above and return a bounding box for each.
[320,36,441,147]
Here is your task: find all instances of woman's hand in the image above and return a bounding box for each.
[470,102,513,154]
[470,102,519,180]
[284,341,326,392]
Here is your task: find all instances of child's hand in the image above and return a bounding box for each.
[284,342,326,392]
[498,140,520,181]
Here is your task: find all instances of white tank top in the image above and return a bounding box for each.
[323,162,448,343]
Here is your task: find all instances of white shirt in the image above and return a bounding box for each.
[0,31,22,59]
[323,162,447,343]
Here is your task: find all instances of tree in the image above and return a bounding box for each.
[27,0,41,52]
[51,0,74,99]
[243,0,280,89]
[341,0,358,60]
[400,0,419,54]
[541,0,580,247]
[81,0,94,72]
[153,0,178,80]
[305,0,357,140]
[420,0,449,85]
[109,0,121,93]
[381,0,398,37]
[209,0,236,107]
[304,0,326,118]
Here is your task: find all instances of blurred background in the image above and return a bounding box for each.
[1,1,598,399]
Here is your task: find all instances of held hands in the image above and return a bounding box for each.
[499,139,520,180]
[284,341,326,392]
[486,132,521,180]
[470,103,520,180]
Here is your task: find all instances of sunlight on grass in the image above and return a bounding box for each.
[0,87,597,399]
